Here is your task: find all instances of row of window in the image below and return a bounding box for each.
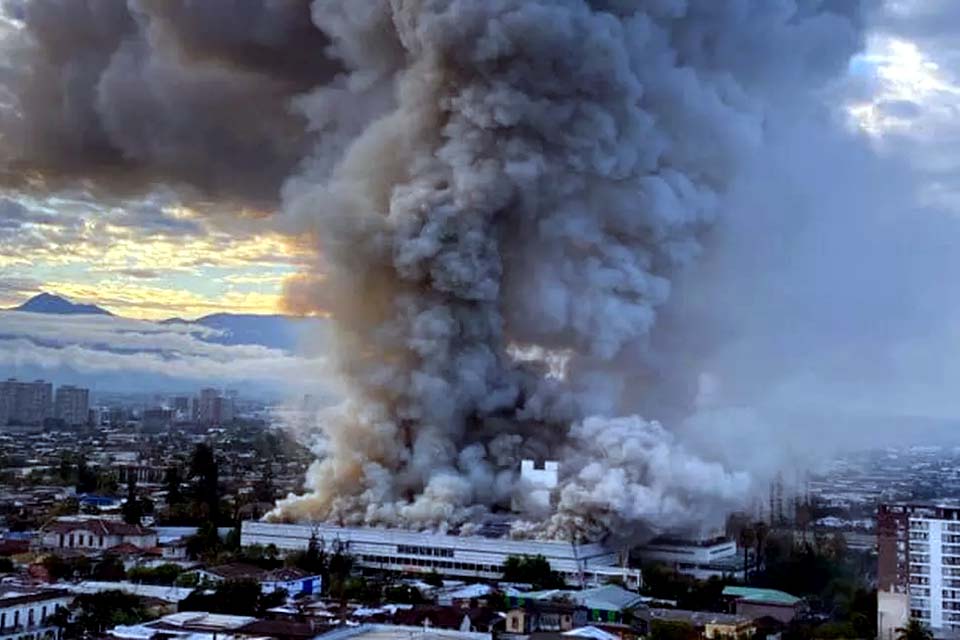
[0,604,56,630]
[60,533,105,548]
[363,554,501,574]
[396,545,455,558]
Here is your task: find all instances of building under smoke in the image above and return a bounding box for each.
[241,520,641,589]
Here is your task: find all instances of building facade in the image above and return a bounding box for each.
[0,379,53,426]
[54,385,89,427]
[877,502,960,632]
[39,518,158,553]
[637,536,743,581]
[0,589,71,640]
[241,521,637,585]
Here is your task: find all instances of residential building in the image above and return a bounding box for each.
[505,601,586,634]
[0,589,71,640]
[196,389,234,426]
[0,379,53,426]
[877,502,960,633]
[39,518,158,552]
[195,563,322,596]
[721,586,803,624]
[54,385,89,426]
[241,521,639,585]
[636,608,755,640]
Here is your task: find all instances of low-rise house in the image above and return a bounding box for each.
[516,585,644,626]
[39,518,157,553]
[636,607,755,640]
[505,602,588,635]
[720,586,802,624]
[0,588,71,640]
[195,563,321,596]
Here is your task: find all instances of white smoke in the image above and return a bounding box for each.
[270,0,866,540]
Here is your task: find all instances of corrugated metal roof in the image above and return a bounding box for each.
[722,586,801,606]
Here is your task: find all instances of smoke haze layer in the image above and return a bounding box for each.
[0,0,872,539]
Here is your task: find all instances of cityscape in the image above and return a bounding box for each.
[1,2,959,640]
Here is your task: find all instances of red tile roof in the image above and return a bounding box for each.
[42,518,155,537]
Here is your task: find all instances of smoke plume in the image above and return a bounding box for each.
[0,0,869,539]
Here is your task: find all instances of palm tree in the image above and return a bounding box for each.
[896,619,934,640]
[738,526,755,583]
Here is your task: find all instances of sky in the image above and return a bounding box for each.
[0,0,952,321]
[0,0,958,413]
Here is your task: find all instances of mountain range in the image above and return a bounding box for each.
[8,293,327,352]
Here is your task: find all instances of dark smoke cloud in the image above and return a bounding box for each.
[0,0,341,207]
[8,0,936,542]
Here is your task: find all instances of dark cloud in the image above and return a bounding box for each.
[116,268,160,279]
[0,0,343,208]
[0,196,57,228]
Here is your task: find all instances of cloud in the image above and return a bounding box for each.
[0,309,337,394]
[0,196,56,228]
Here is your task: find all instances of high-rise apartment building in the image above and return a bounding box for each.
[0,379,53,426]
[194,388,235,425]
[878,503,960,635]
[54,385,90,426]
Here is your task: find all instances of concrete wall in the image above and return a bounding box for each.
[878,590,909,640]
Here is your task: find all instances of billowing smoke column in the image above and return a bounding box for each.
[0,0,866,539]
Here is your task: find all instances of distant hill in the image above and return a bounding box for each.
[163,312,329,351]
[12,293,112,316]
[8,293,328,352]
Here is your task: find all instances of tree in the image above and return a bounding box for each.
[128,564,184,585]
[825,532,848,562]
[424,569,444,588]
[92,556,126,581]
[76,456,98,494]
[650,620,697,640]
[66,591,149,638]
[122,477,143,525]
[502,555,565,590]
[385,584,426,604]
[897,620,934,640]
[164,466,184,505]
[796,499,812,545]
[186,520,221,559]
[738,526,756,582]
[189,443,220,523]
[180,579,284,616]
[754,521,769,575]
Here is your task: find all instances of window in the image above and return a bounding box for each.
[68,534,74,547]
[2,612,6,629]
[28,609,34,626]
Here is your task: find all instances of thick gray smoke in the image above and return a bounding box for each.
[271,0,865,538]
[0,0,869,540]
